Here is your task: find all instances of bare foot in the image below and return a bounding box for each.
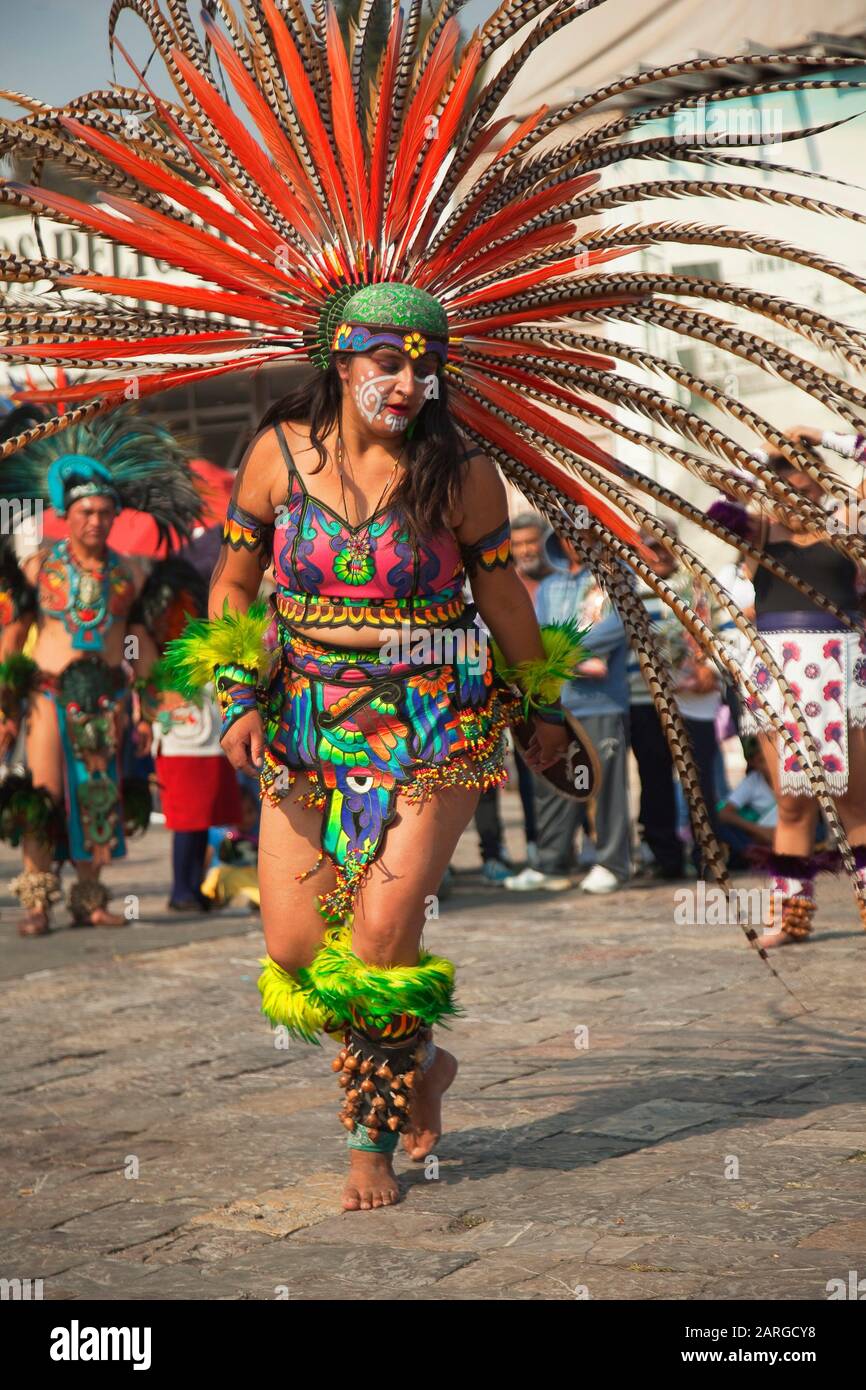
[88,908,127,928]
[401,1047,458,1162]
[18,908,50,938]
[342,1150,400,1211]
[760,928,808,950]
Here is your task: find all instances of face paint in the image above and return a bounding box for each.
[353,369,411,433]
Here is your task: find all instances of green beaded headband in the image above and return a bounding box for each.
[311,281,449,370]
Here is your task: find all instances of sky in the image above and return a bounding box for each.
[0,0,499,108]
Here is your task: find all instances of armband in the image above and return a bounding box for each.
[162,599,272,700]
[223,500,275,565]
[492,620,589,719]
[214,663,260,738]
[532,698,567,726]
[459,519,512,578]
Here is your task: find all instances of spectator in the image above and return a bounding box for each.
[510,511,554,869]
[718,736,777,866]
[505,534,631,894]
[153,684,242,913]
[646,535,725,878]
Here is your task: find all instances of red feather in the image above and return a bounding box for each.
[426,172,599,287]
[450,247,637,311]
[325,4,371,249]
[199,12,322,241]
[261,0,354,253]
[58,274,304,328]
[368,2,403,247]
[396,37,484,263]
[111,36,284,255]
[386,17,461,239]
[171,46,313,240]
[4,331,258,363]
[464,360,618,435]
[98,193,307,298]
[59,116,281,264]
[2,182,262,297]
[450,387,646,554]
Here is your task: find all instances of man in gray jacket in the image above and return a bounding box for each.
[505,533,632,894]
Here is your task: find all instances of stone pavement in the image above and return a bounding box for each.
[1,800,865,1302]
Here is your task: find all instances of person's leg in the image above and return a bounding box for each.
[756,730,819,946]
[584,712,632,884]
[530,770,582,875]
[831,725,866,926]
[683,716,721,879]
[170,829,210,907]
[12,692,64,935]
[629,702,682,876]
[515,748,537,844]
[473,784,506,863]
[257,773,479,1208]
[70,858,126,927]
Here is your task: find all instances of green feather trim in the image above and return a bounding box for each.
[257,955,336,1044]
[491,619,590,712]
[161,599,272,698]
[0,653,37,695]
[299,924,458,1029]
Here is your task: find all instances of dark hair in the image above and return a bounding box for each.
[256,356,470,544]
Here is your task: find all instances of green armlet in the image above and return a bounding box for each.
[298,923,459,1030]
[257,955,337,1044]
[161,598,272,699]
[491,619,590,713]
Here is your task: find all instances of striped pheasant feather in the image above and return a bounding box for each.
[3,1,866,957]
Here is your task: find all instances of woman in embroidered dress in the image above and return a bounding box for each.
[201,284,581,1211]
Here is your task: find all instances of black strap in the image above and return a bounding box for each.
[272,423,297,481]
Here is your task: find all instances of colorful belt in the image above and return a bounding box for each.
[273,584,467,630]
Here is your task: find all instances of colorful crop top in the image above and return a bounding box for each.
[222,426,514,629]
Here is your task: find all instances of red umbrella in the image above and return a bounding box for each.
[39,457,232,557]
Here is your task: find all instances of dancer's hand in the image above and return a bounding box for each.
[785,424,821,444]
[222,708,266,777]
[523,719,571,772]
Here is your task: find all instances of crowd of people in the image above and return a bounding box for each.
[7,419,860,941]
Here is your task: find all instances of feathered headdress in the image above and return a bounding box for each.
[2,1,866,973]
[0,404,204,544]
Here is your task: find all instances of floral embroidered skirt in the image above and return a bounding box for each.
[259,621,519,920]
[739,615,866,794]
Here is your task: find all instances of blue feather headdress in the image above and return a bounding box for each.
[1,405,204,544]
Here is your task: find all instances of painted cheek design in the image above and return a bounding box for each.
[353,370,410,432]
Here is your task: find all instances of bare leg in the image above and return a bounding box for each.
[18,693,64,934]
[342,782,480,1209]
[757,731,818,947]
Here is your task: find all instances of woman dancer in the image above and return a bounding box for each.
[5,0,866,1202]
[710,455,866,945]
[169,282,583,1209]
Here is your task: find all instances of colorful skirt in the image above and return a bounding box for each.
[36,657,130,861]
[739,613,866,794]
[260,618,519,920]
